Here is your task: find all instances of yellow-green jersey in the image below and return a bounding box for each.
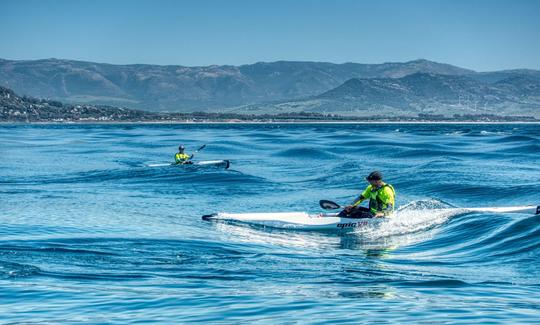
[355,182,396,216]
[175,152,191,164]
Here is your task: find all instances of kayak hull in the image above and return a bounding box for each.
[148,160,230,169]
[202,212,381,231]
[202,205,539,231]
[193,160,230,169]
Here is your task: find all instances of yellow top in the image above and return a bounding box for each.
[354,182,395,215]
[175,152,191,164]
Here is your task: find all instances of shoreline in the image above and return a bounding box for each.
[1,120,540,125]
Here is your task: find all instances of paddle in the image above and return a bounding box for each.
[319,200,539,218]
[319,200,343,210]
[188,144,207,161]
[196,144,207,152]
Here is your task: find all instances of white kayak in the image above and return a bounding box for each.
[194,160,230,169]
[148,160,230,169]
[203,212,379,230]
[202,205,539,231]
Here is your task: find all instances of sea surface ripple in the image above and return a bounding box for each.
[1,123,539,323]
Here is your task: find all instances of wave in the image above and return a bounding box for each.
[0,261,41,279]
[272,147,338,159]
[495,144,540,154]
[489,135,537,143]
[0,237,260,281]
[0,165,258,186]
[2,123,540,322]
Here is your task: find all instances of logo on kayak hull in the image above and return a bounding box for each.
[336,220,370,229]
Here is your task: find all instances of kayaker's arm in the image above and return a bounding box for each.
[342,195,366,213]
[351,195,366,207]
[351,185,372,207]
[344,186,371,212]
[379,202,393,217]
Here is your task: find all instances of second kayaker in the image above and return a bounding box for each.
[174,145,193,164]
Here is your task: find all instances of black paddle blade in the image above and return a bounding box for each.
[319,200,341,210]
[197,144,207,152]
[202,214,216,221]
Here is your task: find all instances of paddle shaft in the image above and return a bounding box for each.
[188,144,207,161]
[320,199,539,215]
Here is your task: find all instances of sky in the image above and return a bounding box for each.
[1,0,539,71]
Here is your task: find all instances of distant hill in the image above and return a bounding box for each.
[0,58,475,111]
[319,73,540,102]
[471,69,540,83]
[231,73,540,117]
[1,58,539,117]
[1,85,537,122]
[0,85,161,122]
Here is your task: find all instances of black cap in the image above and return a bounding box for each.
[366,171,383,181]
[179,145,185,150]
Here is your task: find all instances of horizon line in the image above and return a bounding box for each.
[1,56,538,73]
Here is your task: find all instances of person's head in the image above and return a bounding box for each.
[366,171,384,187]
[178,145,185,153]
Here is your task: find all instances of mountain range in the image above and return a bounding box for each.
[1,58,539,117]
[234,72,540,117]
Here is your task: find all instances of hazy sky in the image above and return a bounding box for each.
[1,0,539,71]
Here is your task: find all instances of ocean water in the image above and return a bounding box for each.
[1,123,539,324]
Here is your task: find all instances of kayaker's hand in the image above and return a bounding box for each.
[374,212,385,218]
[344,205,354,213]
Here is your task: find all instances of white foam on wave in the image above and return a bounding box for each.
[213,221,342,250]
[444,131,466,136]
[479,130,511,136]
[210,200,466,251]
[352,200,458,241]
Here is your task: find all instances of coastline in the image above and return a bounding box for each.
[2,120,540,125]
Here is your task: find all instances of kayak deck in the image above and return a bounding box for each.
[202,212,381,230]
[148,160,230,169]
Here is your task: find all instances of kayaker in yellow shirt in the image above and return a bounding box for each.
[339,171,395,218]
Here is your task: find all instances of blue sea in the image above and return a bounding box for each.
[1,123,539,324]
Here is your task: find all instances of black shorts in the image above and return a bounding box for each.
[338,206,374,219]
